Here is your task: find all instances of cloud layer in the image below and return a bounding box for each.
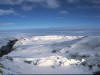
[0,0,100,16]
[66,0,100,8]
[0,0,60,8]
[0,23,15,26]
[0,9,18,15]
[0,0,100,11]
[59,10,68,14]
[0,0,100,6]
[0,0,23,5]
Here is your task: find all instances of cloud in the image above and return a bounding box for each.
[25,0,60,8]
[0,23,16,26]
[45,0,60,8]
[66,0,79,3]
[66,0,100,4]
[91,0,100,4]
[80,15,100,18]
[59,10,68,14]
[0,9,18,16]
[0,0,60,9]
[96,16,100,18]
[0,0,23,5]
[66,0,100,8]
[22,5,33,11]
[0,0,100,11]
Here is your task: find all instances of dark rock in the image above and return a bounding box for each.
[81,62,87,66]
[5,56,13,61]
[33,60,39,65]
[88,65,93,70]
[52,50,59,53]
[0,39,18,57]
[0,70,3,75]
[24,61,32,64]
[97,64,100,68]
[52,50,57,53]
[0,63,4,68]
[94,71,100,75]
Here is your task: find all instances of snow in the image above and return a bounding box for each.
[0,33,29,48]
[1,56,91,74]
[0,34,100,74]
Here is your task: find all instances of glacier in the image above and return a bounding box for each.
[0,30,100,74]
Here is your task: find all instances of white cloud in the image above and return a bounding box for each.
[66,0,100,9]
[66,0,79,3]
[25,0,60,8]
[22,5,33,11]
[91,0,100,4]
[66,0,100,5]
[26,0,45,3]
[96,16,100,18]
[0,9,18,15]
[59,10,68,14]
[20,0,60,11]
[0,0,23,5]
[0,0,60,9]
[46,0,60,8]
[0,23,15,26]
[0,0,100,9]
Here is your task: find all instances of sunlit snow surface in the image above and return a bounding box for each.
[0,31,100,74]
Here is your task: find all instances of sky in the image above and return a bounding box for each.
[0,0,100,30]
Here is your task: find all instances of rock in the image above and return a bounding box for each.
[52,50,59,53]
[0,63,4,68]
[0,70,3,75]
[24,61,32,64]
[0,39,18,57]
[5,56,13,61]
[94,71,100,75]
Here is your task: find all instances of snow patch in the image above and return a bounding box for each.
[18,56,82,67]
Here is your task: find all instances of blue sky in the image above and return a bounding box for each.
[0,0,100,30]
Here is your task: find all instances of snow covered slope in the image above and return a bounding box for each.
[0,35,100,74]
